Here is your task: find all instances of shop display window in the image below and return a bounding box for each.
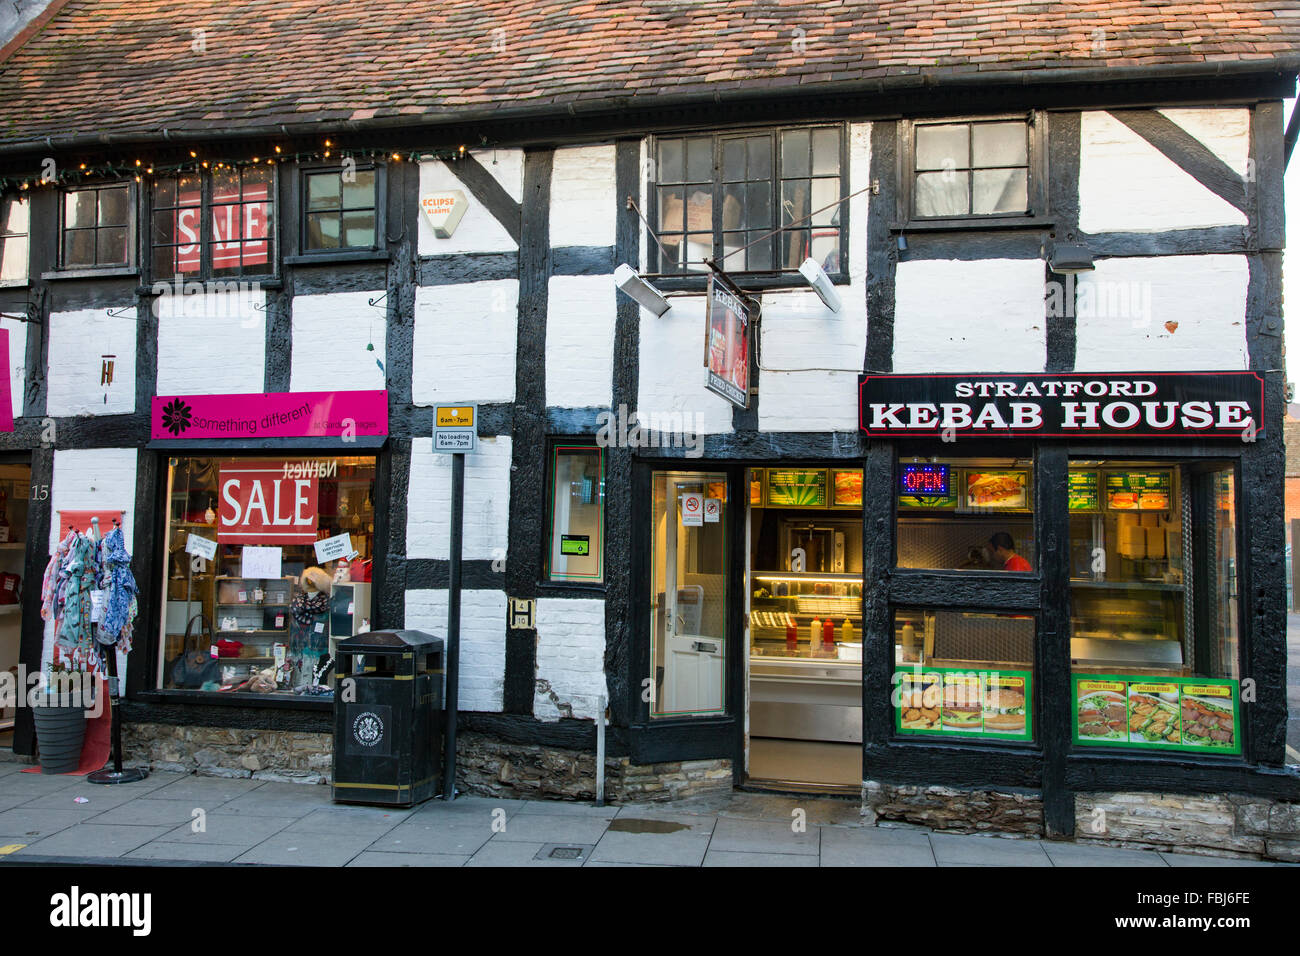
[649,472,728,718]
[62,184,132,269]
[0,195,30,282]
[151,165,275,280]
[157,455,376,697]
[545,442,604,584]
[303,166,379,251]
[892,606,1034,741]
[1068,460,1241,755]
[895,457,1035,571]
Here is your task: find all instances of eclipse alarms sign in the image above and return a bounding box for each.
[858,372,1265,439]
[218,460,320,544]
[420,190,468,238]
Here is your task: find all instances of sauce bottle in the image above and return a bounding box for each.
[785,620,798,653]
[822,618,835,654]
[841,618,854,644]
[810,617,822,655]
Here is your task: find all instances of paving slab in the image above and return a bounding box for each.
[125,841,250,863]
[85,799,210,829]
[704,849,820,867]
[149,776,265,803]
[820,826,937,866]
[516,800,621,818]
[16,785,150,815]
[281,806,410,839]
[929,833,1052,867]
[217,784,334,816]
[413,795,527,818]
[1160,852,1277,867]
[467,840,588,867]
[14,823,174,858]
[589,814,715,866]
[0,807,88,839]
[235,832,376,867]
[347,851,469,867]
[707,817,821,856]
[490,812,611,845]
[367,818,495,856]
[1044,842,1170,867]
[153,812,296,847]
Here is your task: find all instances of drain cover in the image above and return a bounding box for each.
[536,843,593,862]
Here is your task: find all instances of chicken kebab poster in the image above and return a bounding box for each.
[895,667,1032,741]
[1073,676,1240,755]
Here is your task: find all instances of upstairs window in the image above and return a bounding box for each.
[151,165,275,280]
[908,117,1037,221]
[651,125,846,276]
[302,166,379,252]
[0,195,29,282]
[61,183,132,269]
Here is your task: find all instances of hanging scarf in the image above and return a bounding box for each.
[56,533,102,674]
[290,590,330,655]
[41,530,77,622]
[96,527,138,649]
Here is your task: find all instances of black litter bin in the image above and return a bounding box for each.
[332,630,444,807]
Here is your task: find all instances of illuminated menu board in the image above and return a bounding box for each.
[766,469,828,508]
[832,470,863,508]
[750,469,764,507]
[1068,471,1100,512]
[1104,470,1172,512]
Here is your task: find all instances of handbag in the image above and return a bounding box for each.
[168,614,222,688]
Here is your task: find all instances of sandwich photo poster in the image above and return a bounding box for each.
[895,666,1032,741]
[1073,675,1240,755]
[963,470,1030,510]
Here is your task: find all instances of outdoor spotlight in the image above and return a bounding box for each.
[1048,242,1095,275]
[798,257,842,313]
[614,263,671,317]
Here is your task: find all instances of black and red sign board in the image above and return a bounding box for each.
[858,372,1265,440]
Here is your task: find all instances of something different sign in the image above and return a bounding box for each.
[1073,675,1240,755]
[152,390,387,440]
[859,372,1264,439]
[705,275,751,409]
[218,460,320,545]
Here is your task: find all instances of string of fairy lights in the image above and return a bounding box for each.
[0,141,475,194]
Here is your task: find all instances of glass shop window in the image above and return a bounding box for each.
[61,184,132,269]
[649,472,728,718]
[893,606,1035,742]
[0,195,30,282]
[896,457,1035,571]
[913,118,1030,218]
[1069,460,1242,757]
[151,165,275,280]
[303,166,379,251]
[545,442,605,584]
[157,455,376,697]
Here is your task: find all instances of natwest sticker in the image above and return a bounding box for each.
[218,460,319,544]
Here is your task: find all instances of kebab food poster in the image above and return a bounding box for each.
[1073,676,1240,755]
[895,667,1032,741]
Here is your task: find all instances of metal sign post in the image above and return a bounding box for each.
[433,405,476,801]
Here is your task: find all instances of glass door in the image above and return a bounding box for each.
[649,472,728,718]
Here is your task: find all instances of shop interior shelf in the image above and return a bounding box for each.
[1069,579,1184,591]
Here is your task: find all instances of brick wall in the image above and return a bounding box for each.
[534,597,607,721]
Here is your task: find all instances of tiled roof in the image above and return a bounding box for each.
[0,0,1298,148]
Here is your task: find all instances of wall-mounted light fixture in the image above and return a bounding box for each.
[1048,242,1095,275]
[614,264,670,317]
[797,257,842,313]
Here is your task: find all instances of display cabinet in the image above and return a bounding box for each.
[212,575,295,682]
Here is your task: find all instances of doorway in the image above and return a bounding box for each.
[745,466,863,792]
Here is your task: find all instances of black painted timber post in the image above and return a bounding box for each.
[444,451,464,800]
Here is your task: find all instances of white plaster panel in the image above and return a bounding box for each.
[416,149,523,255]
[893,258,1046,372]
[756,289,864,431]
[1073,255,1249,371]
[406,435,511,560]
[1,315,28,420]
[155,289,266,394]
[412,280,518,405]
[550,145,617,248]
[534,597,606,722]
[49,447,137,553]
[848,123,870,286]
[290,291,387,392]
[46,308,137,416]
[1158,108,1251,178]
[545,274,615,408]
[404,589,506,713]
[1078,111,1246,233]
[637,294,735,434]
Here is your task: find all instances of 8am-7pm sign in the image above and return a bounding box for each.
[859,372,1264,440]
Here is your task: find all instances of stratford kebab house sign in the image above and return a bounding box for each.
[858,372,1265,439]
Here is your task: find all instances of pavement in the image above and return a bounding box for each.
[0,760,1289,867]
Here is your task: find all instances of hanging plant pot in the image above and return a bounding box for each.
[33,696,89,774]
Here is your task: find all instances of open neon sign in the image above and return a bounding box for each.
[900,463,949,496]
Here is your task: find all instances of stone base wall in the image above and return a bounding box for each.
[124,723,733,803]
[125,724,333,784]
[863,780,1044,835]
[1076,791,1300,862]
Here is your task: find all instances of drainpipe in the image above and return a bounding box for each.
[595,693,606,807]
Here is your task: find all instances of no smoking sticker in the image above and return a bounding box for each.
[681,493,703,526]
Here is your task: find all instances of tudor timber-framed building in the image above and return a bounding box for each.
[1,1,1299,856]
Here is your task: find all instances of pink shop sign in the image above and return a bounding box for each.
[151,390,388,440]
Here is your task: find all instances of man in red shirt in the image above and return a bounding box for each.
[990,532,1031,572]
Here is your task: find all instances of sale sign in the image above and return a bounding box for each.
[218,460,319,545]
[169,183,271,274]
